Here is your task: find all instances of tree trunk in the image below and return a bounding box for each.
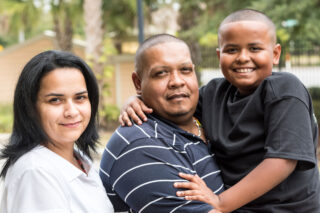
[52,2,73,51]
[83,0,105,125]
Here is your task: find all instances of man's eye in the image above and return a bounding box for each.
[181,67,193,73]
[154,70,168,77]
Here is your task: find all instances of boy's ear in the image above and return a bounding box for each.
[132,72,142,95]
[216,48,221,60]
[273,44,281,65]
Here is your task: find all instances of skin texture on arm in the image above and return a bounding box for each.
[175,158,297,213]
[118,95,152,126]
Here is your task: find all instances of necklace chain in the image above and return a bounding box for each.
[193,118,202,137]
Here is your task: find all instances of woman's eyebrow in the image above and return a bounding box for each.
[76,91,88,95]
[44,93,63,97]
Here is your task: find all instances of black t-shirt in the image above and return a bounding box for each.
[196,72,320,212]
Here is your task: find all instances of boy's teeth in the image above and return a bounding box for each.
[236,68,253,73]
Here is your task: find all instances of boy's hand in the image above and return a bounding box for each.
[174,173,221,210]
[119,95,153,126]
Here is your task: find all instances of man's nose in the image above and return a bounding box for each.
[168,70,185,88]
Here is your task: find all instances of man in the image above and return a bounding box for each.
[99,34,224,213]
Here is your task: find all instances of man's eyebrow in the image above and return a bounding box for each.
[150,65,169,71]
[180,62,193,66]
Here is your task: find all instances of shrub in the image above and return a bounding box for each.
[0,104,13,133]
[99,104,120,130]
[313,100,320,124]
[309,87,320,101]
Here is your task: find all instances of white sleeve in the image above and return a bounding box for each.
[5,168,70,213]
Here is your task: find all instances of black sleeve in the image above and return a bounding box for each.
[194,86,206,123]
[264,97,317,170]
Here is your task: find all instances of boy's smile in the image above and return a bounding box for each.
[217,20,281,95]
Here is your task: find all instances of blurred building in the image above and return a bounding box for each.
[0,31,136,108]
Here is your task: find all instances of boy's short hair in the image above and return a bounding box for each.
[218,9,277,45]
[135,34,190,77]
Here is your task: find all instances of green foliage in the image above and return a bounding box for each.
[277,28,290,44]
[309,87,320,101]
[251,0,320,45]
[309,87,320,124]
[0,104,13,133]
[199,32,218,47]
[312,100,320,124]
[0,0,43,44]
[100,104,120,123]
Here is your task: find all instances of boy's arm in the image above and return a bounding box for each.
[176,157,297,213]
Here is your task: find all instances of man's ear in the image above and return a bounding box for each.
[132,72,142,95]
[273,44,281,65]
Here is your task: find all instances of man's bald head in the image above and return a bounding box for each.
[218,9,277,45]
[135,34,190,77]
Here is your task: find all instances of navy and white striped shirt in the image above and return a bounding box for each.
[100,114,224,213]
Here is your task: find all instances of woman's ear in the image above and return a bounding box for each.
[132,72,142,95]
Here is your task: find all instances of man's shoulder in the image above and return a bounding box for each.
[105,118,160,158]
[110,119,157,143]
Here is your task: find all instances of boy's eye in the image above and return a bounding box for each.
[225,48,238,53]
[250,47,262,52]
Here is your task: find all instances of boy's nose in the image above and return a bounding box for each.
[236,49,250,63]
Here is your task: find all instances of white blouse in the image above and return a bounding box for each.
[1,145,114,213]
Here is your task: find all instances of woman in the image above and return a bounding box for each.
[0,50,114,213]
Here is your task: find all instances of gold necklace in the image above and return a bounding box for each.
[193,118,202,137]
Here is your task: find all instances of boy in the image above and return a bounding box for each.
[120,9,320,212]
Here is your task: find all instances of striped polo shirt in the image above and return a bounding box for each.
[100,114,224,213]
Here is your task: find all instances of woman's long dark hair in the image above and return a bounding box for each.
[0,50,100,178]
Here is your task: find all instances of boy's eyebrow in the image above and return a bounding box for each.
[248,42,263,46]
[223,44,239,48]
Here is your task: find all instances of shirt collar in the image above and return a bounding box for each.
[36,145,93,182]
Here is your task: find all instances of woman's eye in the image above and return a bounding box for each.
[76,95,88,101]
[48,97,61,104]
